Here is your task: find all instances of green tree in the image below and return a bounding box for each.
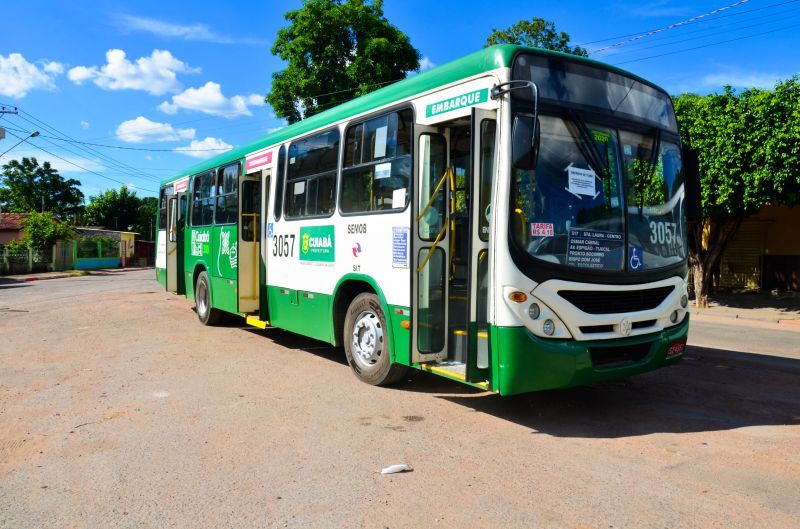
[673,77,800,307]
[485,17,588,56]
[83,186,143,232]
[5,212,76,257]
[136,196,158,239]
[0,157,84,219]
[267,0,420,123]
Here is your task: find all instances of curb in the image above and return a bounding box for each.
[691,312,800,332]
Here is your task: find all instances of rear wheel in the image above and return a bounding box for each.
[343,293,407,386]
[195,271,222,326]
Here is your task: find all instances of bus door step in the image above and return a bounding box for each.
[245,315,270,329]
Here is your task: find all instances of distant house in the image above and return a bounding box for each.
[719,205,800,291]
[75,227,138,265]
[0,212,30,245]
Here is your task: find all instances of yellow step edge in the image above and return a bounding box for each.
[245,316,269,329]
[453,329,467,336]
[419,363,466,381]
[477,331,488,339]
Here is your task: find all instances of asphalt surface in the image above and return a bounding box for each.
[1,269,799,529]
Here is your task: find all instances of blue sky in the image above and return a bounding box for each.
[1,0,798,199]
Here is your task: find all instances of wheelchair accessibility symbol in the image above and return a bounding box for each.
[629,246,643,271]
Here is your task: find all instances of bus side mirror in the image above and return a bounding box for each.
[512,115,540,170]
[682,145,702,223]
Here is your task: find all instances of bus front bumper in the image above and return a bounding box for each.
[493,315,689,395]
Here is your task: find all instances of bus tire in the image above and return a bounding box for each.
[343,293,407,386]
[195,271,222,326]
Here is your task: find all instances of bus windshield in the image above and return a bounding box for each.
[511,115,686,272]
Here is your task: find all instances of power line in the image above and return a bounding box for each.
[613,21,800,65]
[603,10,800,57]
[0,124,234,152]
[590,0,752,55]
[11,110,164,184]
[579,0,800,46]
[4,129,157,192]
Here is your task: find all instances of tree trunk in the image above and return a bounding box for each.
[689,218,743,308]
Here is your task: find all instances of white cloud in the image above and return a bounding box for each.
[80,120,90,130]
[67,49,199,96]
[145,154,153,161]
[175,137,233,159]
[0,53,64,98]
[419,57,436,71]
[158,81,264,118]
[116,116,196,143]
[115,14,268,45]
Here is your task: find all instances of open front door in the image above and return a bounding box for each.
[469,108,496,375]
[238,170,264,314]
[166,194,184,293]
[412,128,449,363]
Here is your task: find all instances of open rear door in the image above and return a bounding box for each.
[238,170,264,314]
[166,195,180,292]
[412,127,450,364]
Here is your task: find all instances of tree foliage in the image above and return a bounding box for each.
[267,0,420,123]
[673,77,800,304]
[5,212,76,255]
[83,186,153,234]
[0,157,84,219]
[485,18,588,56]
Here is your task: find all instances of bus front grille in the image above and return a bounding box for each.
[558,286,674,315]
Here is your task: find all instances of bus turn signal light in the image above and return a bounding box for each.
[400,320,410,330]
[508,291,528,303]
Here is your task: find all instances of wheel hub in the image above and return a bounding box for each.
[352,311,383,366]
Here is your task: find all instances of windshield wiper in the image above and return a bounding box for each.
[566,110,610,181]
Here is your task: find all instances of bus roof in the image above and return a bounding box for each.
[160,44,659,187]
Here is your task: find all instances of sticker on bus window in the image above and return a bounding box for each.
[531,223,554,237]
[566,229,624,270]
[566,164,596,196]
[375,162,391,179]
[392,188,406,207]
[374,126,388,158]
[293,181,305,195]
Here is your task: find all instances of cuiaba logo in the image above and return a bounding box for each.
[301,233,310,254]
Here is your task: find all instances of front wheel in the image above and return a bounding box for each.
[195,271,223,326]
[343,293,407,386]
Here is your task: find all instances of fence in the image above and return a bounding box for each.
[73,237,120,270]
[1,237,122,275]
[1,247,54,275]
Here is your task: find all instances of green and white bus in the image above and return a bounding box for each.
[156,44,694,395]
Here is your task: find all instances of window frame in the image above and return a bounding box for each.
[338,105,414,217]
[283,127,341,221]
[213,161,241,226]
[189,170,216,228]
[273,145,286,221]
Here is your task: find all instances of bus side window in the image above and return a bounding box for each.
[285,129,339,219]
[191,171,215,227]
[341,109,412,214]
[274,145,285,220]
[158,186,172,230]
[214,163,239,225]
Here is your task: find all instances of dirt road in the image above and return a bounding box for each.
[1,269,798,529]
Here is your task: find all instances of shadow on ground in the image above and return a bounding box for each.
[245,324,800,439]
[709,290,800,315]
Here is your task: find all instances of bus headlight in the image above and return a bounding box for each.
[670,310,679,323]
[528,303,540,320]
[542,319,555,336]
[680,294,688,308]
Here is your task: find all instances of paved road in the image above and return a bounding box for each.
[1,269,799,529]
